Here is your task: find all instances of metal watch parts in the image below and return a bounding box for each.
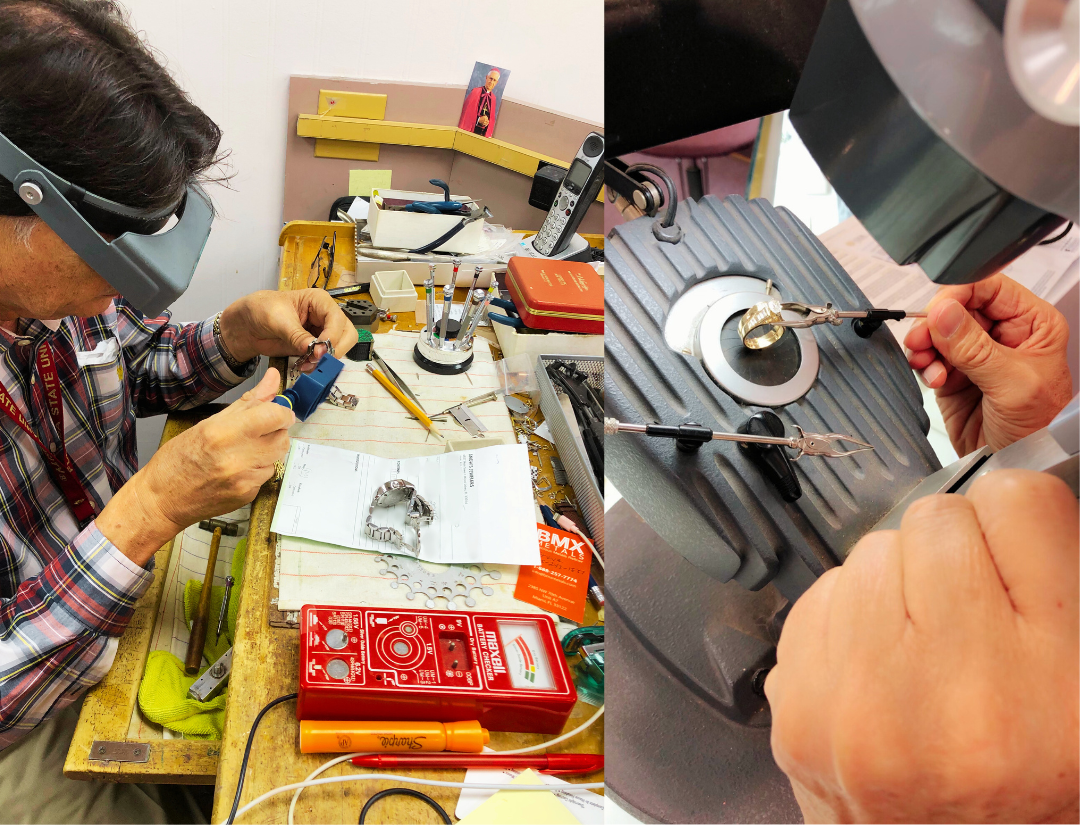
[364,479,436,557]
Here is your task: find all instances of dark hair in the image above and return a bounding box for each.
[0,0,226,218]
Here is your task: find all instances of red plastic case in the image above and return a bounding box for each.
[505,257,604,335]
[298,606,578,734]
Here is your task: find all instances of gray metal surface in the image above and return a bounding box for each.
[850,0,1078,219]
[606,501,802,823]
[871,448,993,531]
[790,0,1071,285]
[536,355,604,556]
[958,426,1080,495]
[605,194,940,601]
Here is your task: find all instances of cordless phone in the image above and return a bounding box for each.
[530,132,604,257]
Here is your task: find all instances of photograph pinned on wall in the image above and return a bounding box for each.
[458,61,510,138]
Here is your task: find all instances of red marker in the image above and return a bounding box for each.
[350,753,604,775]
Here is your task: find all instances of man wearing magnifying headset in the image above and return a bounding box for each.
[0,1,356,819]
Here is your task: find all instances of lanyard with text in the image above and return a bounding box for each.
[0,341,96,526]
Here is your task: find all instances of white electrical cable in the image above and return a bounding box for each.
[287,753,359,825]
[554,515,603,570]
[233,774,605,823]
[287,704,605,823]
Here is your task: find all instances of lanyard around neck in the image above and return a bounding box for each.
[0,340,96,527]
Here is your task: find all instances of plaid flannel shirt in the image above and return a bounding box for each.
[0,298,254,749]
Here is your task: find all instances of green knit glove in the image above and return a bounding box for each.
[138,652,227,739]
[136,538,248,740]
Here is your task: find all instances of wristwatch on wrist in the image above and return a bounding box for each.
[364,479,436,557]
[213,311,253,372]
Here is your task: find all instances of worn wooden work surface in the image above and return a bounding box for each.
[211,229,603,823]
[65,407,226,785]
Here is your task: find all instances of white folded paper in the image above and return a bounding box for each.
[270,440,540,566]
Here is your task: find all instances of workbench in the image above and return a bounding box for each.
[66,221,604,824]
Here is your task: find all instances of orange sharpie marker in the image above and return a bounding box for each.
[299,719,489,754]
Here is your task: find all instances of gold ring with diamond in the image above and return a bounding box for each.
[738,300,787,350]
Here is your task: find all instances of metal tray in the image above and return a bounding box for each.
[535,354,604,556]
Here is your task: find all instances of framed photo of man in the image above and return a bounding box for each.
[457,61,510,138]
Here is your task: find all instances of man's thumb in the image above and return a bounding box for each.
[253,368,282,401]
[236,368,281,407]
[928,299,1012,390]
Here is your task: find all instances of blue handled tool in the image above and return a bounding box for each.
[272,353,344,421]
[404,179,467,214]
[539,504,560,529]
[487,297,525,328]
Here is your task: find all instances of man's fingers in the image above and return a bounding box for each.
[906,347,937,370]
[965,469,1079,624]
[829,530,908,651]
[899,494,1013,629]
[921,359,948,388]
[774,566,841,684]
[904,319,932,352]
[927,299,1016,394]
[302,290,358,357]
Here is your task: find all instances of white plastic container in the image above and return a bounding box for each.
[370,269,418,312]
[367,189,485,254]
[490,305,604,359]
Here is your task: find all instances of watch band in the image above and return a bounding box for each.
[364,479,435,557]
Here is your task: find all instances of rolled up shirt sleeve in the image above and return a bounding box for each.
[114,298,257,416]
[0,522,154,749]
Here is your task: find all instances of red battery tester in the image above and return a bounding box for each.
[298,606,578,734]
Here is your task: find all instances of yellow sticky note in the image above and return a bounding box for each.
[348,169,392,197]
[457,769,581,825]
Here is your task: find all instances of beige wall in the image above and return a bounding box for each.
[285,76,604,234]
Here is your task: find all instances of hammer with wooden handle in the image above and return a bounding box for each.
[185,518,240,675]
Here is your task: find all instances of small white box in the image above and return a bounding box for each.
[370,270,418,312]
[367,189,485,254]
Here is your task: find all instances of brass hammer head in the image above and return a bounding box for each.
[198,518,240,537]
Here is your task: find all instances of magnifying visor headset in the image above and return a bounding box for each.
[0,127,213,317]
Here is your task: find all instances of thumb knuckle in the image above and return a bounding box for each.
[954,327,998,371]
[901,492,973,530]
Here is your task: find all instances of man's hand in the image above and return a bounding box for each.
[477,114,489,128]
[218,289,359,368]
[766,470,1079,824]
[98,370,295,565]
[903,274,1072,455]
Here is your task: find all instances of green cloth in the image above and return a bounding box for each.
[137,538,247,740]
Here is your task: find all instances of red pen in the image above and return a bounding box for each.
[350,753,604,775]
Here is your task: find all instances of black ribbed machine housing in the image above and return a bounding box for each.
[605,194,941,601]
